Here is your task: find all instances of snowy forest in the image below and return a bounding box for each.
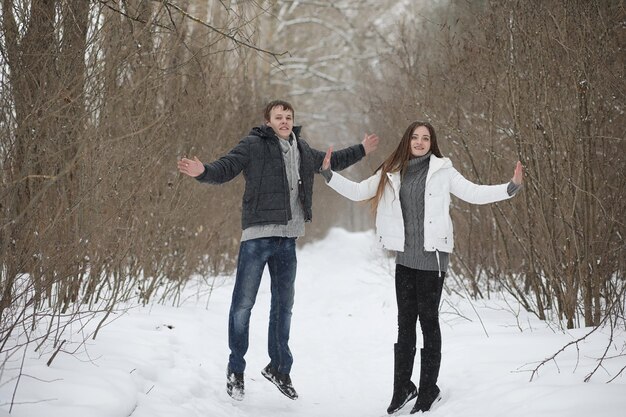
[0,0,624,415]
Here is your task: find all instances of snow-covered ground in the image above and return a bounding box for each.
[1,228,624,417]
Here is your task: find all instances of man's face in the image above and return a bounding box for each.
[266,105,294,140]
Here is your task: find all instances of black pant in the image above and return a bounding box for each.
[395,264,445,353]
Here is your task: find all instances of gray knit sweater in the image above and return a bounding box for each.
[396,153,449,272]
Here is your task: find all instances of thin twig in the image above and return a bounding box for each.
[46,339,66,367]
[157,0,289,63]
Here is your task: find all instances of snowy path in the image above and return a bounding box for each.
[1,229,624,417]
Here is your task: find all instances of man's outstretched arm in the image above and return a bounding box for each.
[177,138,250,184]
[312,133,379,171]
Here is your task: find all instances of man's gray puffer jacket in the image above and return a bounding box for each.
[195,125,366,230]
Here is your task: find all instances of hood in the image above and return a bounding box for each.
[428,154,452,171]
[426,154,452,184]
[249,124,303,140]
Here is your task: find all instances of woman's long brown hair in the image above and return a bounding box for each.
[369,121,442,213]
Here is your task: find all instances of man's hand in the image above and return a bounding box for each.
[177,156,205,177]
[512,161,523,185]
[361,133,379,155]
[322,146,333,171]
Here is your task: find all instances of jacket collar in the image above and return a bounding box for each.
[387,155,450,188]
[426,154,451,184]
[387,154,450,188]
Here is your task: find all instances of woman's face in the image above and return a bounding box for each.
[409,125,431,157]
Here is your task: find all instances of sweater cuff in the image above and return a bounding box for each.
[320,167,333,183]
[507,181,522,196]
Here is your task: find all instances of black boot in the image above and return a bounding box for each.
[261,364,298,400]
[386,344,418,414]
[410,348,442,413]
[226,368,244,401]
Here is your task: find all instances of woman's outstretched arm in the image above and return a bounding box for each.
[321,146,380,202]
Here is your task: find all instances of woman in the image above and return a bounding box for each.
[321,121,523,414]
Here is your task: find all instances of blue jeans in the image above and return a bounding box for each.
[228,237,297,374]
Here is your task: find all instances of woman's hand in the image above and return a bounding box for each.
[322,146,333,171]
[512,161,523,185]
[177,156,205,177]
[361,133,379,155]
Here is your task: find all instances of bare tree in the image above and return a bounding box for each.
[355,0,625,331]
[0,0,279,407]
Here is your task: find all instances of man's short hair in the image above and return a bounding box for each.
[264,100,295,121]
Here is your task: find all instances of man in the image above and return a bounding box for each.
[177,100,379,401]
